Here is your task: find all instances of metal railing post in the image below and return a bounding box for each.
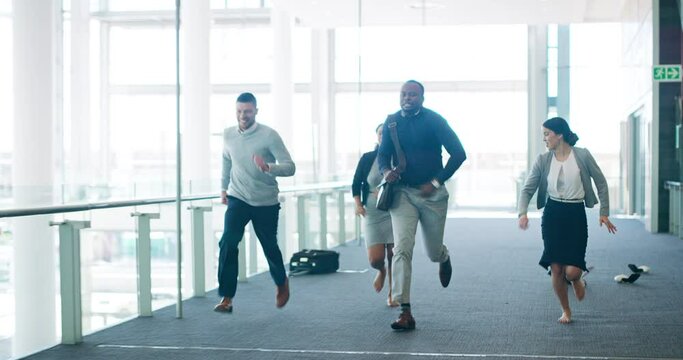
[238,235,247,282]
[131,212,159,317]
[50,220,91,345]
[319,193,328,249]
[188,206,211,297]
[297,195,308,250]
[278,195,287,258]
[337,190,346,246]
[248,222,258,276]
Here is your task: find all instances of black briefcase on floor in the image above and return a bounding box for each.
[289,249,339,275]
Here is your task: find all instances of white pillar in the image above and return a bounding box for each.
[271,4,294,147]
[556,25,570,121]
[69,0,91,201]
[181,0,211,193]
[12,0,58,356]
[527,25,548,168]
[181,0,211,298]
[311,28,336,182]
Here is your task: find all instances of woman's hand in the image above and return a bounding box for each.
[518,214,529,230]
[600,215,617,234]
[355,204,366,217]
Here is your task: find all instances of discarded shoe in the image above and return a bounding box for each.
[628,264,651,274]
[614,273,640,284]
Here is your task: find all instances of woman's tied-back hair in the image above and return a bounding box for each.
[236,92,257,107]
[543,117,579,146]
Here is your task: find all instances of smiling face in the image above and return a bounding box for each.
[400,82,424,113]
[236,101,257,131]
[543,127,563,150]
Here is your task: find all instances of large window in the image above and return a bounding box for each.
[335,25,528,210]
[110,26,176,85]
[570,23,623,208]
[0,17,12,200]
[335,25,528,83]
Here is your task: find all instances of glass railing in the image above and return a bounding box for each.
[0,181,354,360]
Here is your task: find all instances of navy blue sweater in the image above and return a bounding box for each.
[377,108,466,187]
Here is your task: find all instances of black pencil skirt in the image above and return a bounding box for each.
[539,198,588,271]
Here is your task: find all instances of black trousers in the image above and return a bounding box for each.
[217,196,286,298]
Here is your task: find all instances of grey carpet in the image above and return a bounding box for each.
[25,214,683,360]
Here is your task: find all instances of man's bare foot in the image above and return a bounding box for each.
[558,310,572,324]
[373,268,386,292]
[572,278,586,301]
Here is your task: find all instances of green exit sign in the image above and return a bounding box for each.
[653,65,681,82]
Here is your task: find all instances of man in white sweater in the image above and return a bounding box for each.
[214,92,296,313]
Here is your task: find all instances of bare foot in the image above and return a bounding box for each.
[572,279,586,301]
[373,268,386,292]
[558,310,572,324]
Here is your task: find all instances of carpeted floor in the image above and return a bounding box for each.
[25,214,683,360]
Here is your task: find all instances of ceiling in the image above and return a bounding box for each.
[274,0,627,28]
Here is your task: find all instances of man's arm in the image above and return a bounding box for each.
[436,118,466,184]
[265,131,296,177]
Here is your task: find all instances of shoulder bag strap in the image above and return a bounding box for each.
[387,119,406,173]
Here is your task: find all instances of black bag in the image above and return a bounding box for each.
[375,117,405,211]
[289,249,339,275]
[376,180,394,211]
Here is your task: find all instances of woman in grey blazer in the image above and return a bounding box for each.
[517,117,617,324]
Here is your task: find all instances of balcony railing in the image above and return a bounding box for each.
[0,181,356,358]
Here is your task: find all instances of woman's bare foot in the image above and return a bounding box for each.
[373,268,386,292]
[558,310,572,324]
[572,279,586,301]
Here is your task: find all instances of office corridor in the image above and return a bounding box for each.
[26,215,683,360]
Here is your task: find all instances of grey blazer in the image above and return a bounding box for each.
[517,147,610,217]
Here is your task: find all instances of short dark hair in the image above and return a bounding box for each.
[405,80,425,95]
[236,92,257,107]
